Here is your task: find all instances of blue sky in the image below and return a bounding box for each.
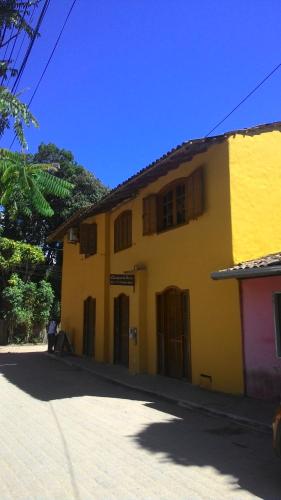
[2,0,281,187]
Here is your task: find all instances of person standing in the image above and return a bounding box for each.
[47,319,58,353]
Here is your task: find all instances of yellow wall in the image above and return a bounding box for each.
[61,212,108,362]
[229,130,281,263]
[107,141,243,393]
[61,140,244,394]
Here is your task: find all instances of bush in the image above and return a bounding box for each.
[3,273,54,342]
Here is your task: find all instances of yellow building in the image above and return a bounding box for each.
[49,121,281,395]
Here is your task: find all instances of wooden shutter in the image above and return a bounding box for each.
[87,223,97,255]
[126,211,132,247]
[186,175,194,221]
[192,167,204,218]
[79,224,89,254]
[143,194,157,235]
[80,223,97,255]
[114,218,119,252]
[114,211,132,252]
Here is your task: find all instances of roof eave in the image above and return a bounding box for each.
[211,266,281,280]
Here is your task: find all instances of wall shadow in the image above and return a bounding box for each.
[134,403,281,500]
[0,350,140,402]
[1,350,280,499]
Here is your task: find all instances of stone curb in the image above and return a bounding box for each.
[48,353,272,435]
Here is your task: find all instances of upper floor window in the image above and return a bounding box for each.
[160,181,187,230]
[114,210,132,252]
[143,167,204,235]
[79,223,97,257]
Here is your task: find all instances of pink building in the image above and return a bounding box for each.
[212,253,281,401]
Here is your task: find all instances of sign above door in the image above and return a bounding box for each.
[110,274,135,286]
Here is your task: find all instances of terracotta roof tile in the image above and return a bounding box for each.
[219,252,281,273]
[48,120,281,242]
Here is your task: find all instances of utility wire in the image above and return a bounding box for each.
[2,3,31,86]
[1,27,16,85]
[1,25,14,61]
[11,0,51,94]
[10,0,78,148]
[0,26,15,85]
[205,61,281,137]
[6,4,37,88]
[28,0,78,107]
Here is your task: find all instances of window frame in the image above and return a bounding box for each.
[157,168,204,233]
[157,177,188,232]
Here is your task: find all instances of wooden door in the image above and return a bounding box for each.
[114,294,129,366]
[157,288,190,379]
[83,297,96,357]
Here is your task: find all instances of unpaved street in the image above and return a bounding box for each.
[0,346,280,500]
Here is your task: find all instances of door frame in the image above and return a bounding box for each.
[114,293,129,367]
[156,286,191,380]
[83,296,96,357]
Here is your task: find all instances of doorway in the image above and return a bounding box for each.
[157,287,190,379]
[114,294,129,366]
[83,297,96,357]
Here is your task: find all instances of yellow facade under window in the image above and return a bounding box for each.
[58,125,281,395]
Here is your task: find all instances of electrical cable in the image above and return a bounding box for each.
[0,26,14,85]
[11,0,51,94]
[1,25,14,61]
[0,25,7,48]
[28,0,78,107]
[205,61,281,137]
[2,3,31,86]
[6,4,37,88]
[1,27,16,85]
[10,0,78,148]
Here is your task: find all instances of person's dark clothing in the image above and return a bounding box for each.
[48,334,56,353]
[47,320,58,353]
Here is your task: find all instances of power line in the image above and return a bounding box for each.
[1,27,16,85]
[11,0,51,94]
[28,0,78,107]
[3,3,33,87]
[6,4,37,88]
[0,26,15,85]
[1,25,14,62]
[10,0,78,148]
[205,61,281,137]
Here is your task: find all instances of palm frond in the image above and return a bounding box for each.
[0,149,73,217]
[27,176,54,217]
[36,171,73,197]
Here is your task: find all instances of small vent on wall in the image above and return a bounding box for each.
[200,373,212,390]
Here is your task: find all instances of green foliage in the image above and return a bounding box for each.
[0,87,38,148]
[32,143,109,222]
[0,1,40,81]
[0,143,108,326]
[33,279,54,327]
[0,2,42,146]
[0,236,44,271]
[2,143,108,251]
[0,149,73,216]
[3,272,54,340]
[0,2,39,39]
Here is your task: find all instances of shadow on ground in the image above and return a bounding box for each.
[133,412,281,499]
[1,349,281,499]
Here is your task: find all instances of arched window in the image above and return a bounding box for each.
[114,210,132,252]
[157,167,204,231]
